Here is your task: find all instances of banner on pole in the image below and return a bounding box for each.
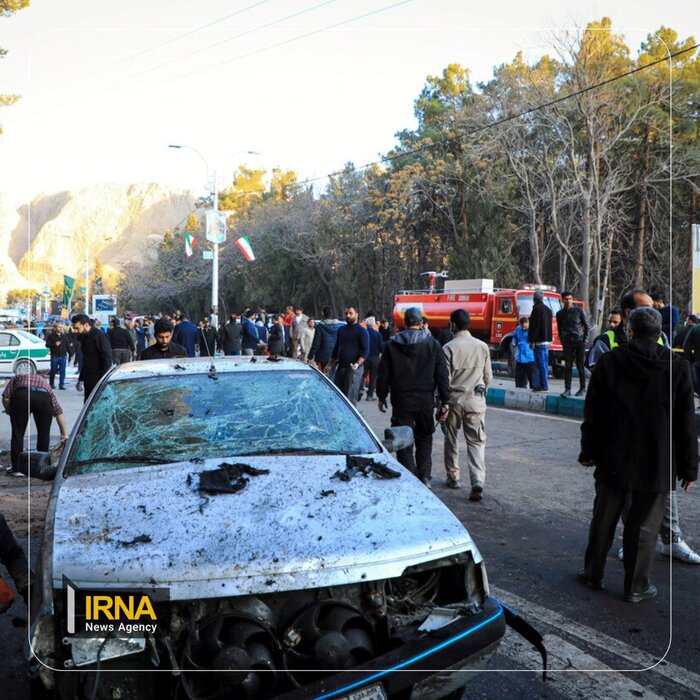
[205,211,227,244]
[63,276,76,307]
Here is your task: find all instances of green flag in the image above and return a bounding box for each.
[63,275,75,307]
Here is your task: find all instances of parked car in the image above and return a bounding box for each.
[25,357,543,699]
[0,328,51,375]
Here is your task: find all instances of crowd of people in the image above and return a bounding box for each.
[1,286,698,610]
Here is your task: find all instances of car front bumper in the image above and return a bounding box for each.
[274,596,506,700]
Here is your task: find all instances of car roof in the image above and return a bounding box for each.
[107,356,315,381]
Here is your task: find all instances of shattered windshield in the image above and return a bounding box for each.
[65,370,379,475]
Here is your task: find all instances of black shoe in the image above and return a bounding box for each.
[577,570,604,590]
[469,483,483,501]
[625,585,657,603]
[560,389,571,398]
[421,477,432,490]
[575,387,586,397]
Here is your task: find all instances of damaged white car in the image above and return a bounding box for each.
[24,357,544,700]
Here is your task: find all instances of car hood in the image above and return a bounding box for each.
[52,456,479,599]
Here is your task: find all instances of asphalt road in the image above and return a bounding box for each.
[1,368,699,699]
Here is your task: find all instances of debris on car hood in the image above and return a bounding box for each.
[333,455,401,482]
[198,462,270,494]
[52,456,478,597]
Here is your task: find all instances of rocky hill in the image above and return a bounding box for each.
[0,183,195,296]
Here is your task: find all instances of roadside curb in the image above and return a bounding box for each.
[487,387,700,428]
[486,386,584,418]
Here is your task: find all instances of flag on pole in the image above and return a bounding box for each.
[63,275,75,307]
[235,236,255,262]
[185,231,198,257]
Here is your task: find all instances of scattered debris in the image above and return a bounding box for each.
[174,364,186,370]
[250,356,257,363]
[198,462,270,495]
[117,534,152,548]
[161,408,175,416]
[267,355,283,362]
[319,489,336,498]
[333,455,401,482]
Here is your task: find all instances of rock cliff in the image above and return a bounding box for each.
[0,183,194,297]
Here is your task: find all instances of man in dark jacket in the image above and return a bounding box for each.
[71,314,113,402]
[198,318,218,357]
[241,310,263,356]
[359,316,383,400]
[219,314,242,356]
[674,314,697,350]
[45,322,69,389]
[107,317,135,365]
[578,307,697,602]
[141,319,187,360]
[172,314,198,358]
[527,289,553,391]
[682,319,700,395]
[555,291,590,397]
[327,306,369,406]
[307,306,345,371]
[652,292,679,344]
[267,315,286,356]
[377,307,450,487]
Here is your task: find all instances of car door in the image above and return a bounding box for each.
[0,332,20,371]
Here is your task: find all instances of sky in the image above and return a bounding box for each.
[0,0,697,204]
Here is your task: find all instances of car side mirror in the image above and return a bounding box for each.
[382,426,414,453]
[17,451,57,481]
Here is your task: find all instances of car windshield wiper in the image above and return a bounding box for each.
[71,456,168,466]
[241,447,344,456]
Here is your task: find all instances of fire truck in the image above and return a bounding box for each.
[392,277,567,377]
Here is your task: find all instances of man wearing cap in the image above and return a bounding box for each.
[377,307,450,488]
[527,289,553,391]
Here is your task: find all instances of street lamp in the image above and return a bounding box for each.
[168,144,260,327]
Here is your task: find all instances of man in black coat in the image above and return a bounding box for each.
[555,291,590,397]
[527,289,553,392]
[377,307,450,487]
[219,314,242,356]
[71,314,113,403]
[578,307,697,602]
[141,319,187,360]
[267,315,286,356]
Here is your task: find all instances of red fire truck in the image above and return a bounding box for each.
[392,278,567,377]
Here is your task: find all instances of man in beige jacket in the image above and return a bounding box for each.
[442,309,492,500]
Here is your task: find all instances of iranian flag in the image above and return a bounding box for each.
[184,231,198,257]
[235,236,255,262]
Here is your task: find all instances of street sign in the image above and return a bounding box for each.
[202,250,214,260]
[205,210,227,244]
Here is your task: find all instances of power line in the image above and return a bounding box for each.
[172,41,700,208]
[129,0,345,81]
[91,0,273,74]
[129,0,416,96]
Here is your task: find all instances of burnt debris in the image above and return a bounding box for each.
[333,455,401,482]
[198,462,270,495]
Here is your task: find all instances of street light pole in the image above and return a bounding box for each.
[85,237,90,316]
[168,145,259,329]
[211,172,219,328]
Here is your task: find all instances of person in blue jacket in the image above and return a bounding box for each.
[241,309,263,355]
[171,314,198,358]
[307,305,345,373]
[512,317,536,388]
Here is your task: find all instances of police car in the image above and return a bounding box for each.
[0,329,51,375]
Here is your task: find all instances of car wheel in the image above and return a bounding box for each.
[13,358,36,375]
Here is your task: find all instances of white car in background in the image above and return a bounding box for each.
[0,328,51,375]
